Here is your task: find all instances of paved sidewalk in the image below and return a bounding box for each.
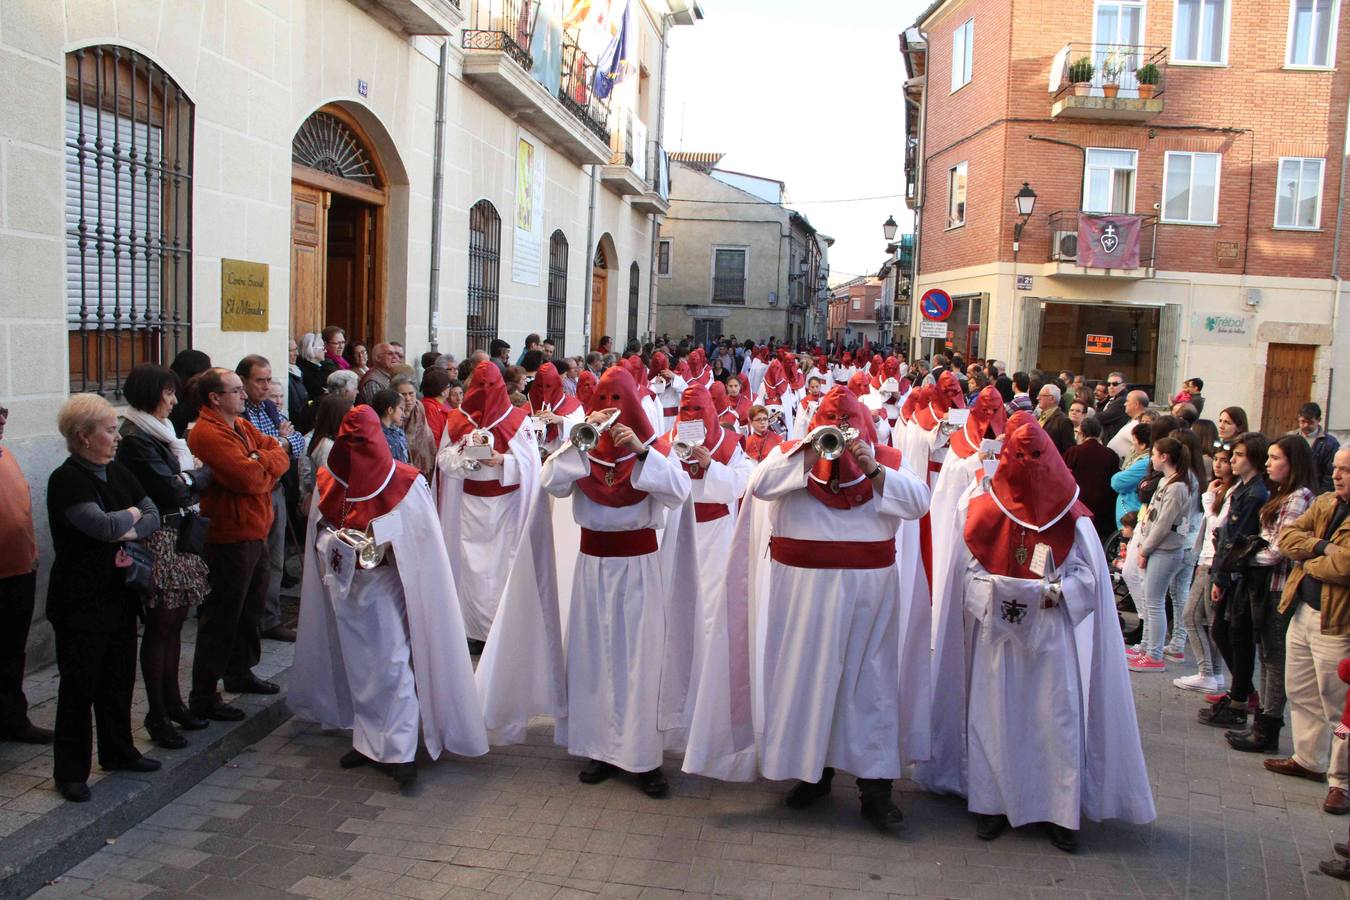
[28,660,1350,900]
[0,617,295,898]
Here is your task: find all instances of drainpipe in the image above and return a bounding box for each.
[426,39,449,353]
[646,13,672,342]
[582,164,598,351]
[1328,83,1350,429]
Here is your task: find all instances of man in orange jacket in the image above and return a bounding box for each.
[187,368,291,722]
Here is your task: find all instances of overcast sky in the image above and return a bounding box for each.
[663,0,928,285]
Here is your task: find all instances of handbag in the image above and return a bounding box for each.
[114,540,155,595]
[176,510,211,556]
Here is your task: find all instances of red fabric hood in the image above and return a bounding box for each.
[937,370,967,409]
[529,362,581,442]
[447,360,526,450]
[576,369,598,406]
[318,405,421,531]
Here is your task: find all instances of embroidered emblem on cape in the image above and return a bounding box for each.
[1000,595,1028,624]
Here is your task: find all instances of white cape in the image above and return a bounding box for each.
[290,479,489,759]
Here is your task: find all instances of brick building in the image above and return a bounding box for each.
[901,0,1350,432]
[828,276,884,347]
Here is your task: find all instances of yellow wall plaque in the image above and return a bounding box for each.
[221,259,269,332]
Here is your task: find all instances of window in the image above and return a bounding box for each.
[1287,0,1339,67]
[1095,1,1146,46]
[1275,157,1325,229]
[657,239,671,276]
[466,199,502,353]
[1162,152,1221,224]
[852,298,861,311]
[65,45,193,398]
[1083,148,1137,213]
[627,262,640,343]
[547,230,568,355]
[947,162,967,228]
[950,18,974,91]
[711,248,747,303]
[1173,0,1228,63]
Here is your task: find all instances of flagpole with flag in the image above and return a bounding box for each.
[592,0,632,100]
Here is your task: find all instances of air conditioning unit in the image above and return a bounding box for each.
[1055,230,1079,262]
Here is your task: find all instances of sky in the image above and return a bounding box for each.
[663,0,929,286]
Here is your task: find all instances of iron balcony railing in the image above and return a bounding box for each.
[559,30,610,143]
[1054,42,1167,101]
[461,0,534,70]
[1047,209,1158,269]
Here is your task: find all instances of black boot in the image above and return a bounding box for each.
[637,768,669,798]
[578,759,617,784]
[1199,695,1248,728]
[785,767,834,808]
[389,761,417,787]
[1228,714,1283,753]
[340,749,372,769]
[1045,823,1078,853]
[857,778,903,832]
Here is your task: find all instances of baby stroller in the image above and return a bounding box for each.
[1104,528,1143,645]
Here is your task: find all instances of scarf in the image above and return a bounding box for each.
[123,407,195,472]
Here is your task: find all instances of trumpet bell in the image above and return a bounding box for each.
[330,526,388,570]
[810,425,860,461]
[570,410,620,452]
[673,439,695,461]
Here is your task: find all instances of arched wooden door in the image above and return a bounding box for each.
[290,106,387,344]
[591,242,609,351]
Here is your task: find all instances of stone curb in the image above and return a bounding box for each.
[0,686,292,899]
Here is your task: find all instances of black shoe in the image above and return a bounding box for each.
[578,759,617,784]
[166,705,209,731]
[190,697,246,722]
[1227,714,1283,753]
[976,814,1009,841]
[260,625,297,643]
[340,749,372,769]
[390,762,417,787]
[785,767,834,809]
[145,718,188,750]
[859,795,904,832]
[103,756,162,773]
[467,639,486,656]
[1045,823,1078,853]
[1199,697,1248,728]
[55,781,90,803]
[1320,859,1350,881]
[638,768,669,799]
[1,723,54,745]
[222,675,280,695]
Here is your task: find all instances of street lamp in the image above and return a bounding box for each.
[1012,182,1036,248]
[882,215,898,242]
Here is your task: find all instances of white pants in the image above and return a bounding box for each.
[1286,602,1350,790]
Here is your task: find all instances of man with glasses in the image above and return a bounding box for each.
[1097,372,1131,442]
[187,369,291,721]
[1107,389,1151,462]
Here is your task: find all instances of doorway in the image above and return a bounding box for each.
[591,241,610,350]
[289,106,387,345]
[1030,300,1162,395]
[1262,343,1316,434]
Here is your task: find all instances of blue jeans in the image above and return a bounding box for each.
[1140,546,1187,661]
[1163,546,1195,654]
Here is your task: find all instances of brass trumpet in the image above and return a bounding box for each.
[571,410,620,452]
[462,428,494,471]
[809,424,860,461]
[327,525,388,570]
[673,439,696,461]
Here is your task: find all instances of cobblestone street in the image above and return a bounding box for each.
[23,663,1350,900]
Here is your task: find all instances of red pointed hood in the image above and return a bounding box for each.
[937,370,967,409]
[763,359,790,400]
[913,384,951,431]
[965,417,1089,577]
[576,369,598,406]
[786,387,901,510]
[949,384,1009,459]
[624,354,653,398]
[709,381,736,424]
[577,366,669,508]
[846,370,870,399]
[648,351,670,380]
[841,351,853,367]
[318,405,421,531]
[669,383,736,474]
[529,362,581,442]
[869,354,884,378]
[446,360,527,450]
[687,348,709,382]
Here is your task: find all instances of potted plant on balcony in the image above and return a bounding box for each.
[1136,62,1161,99]
[1067,57,1094,96]
[1101,51,1125,97]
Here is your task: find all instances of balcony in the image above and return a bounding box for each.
[460,0,611,166]
[600,110,649,197]
[369,0,462,34]
[632,142,670,215]
[1051,43,1166,121]
[903,135,919,209]
[1046,210,1157,279]
[875,304,894,325]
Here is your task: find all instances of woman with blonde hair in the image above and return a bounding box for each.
[48,394,162,802]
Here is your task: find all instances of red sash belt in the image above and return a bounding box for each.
[694,502,730,523]
[927,459,943,475]
[769,536,896,570]
[580,527,658,558]
[463,479,520,497]
[663,406,678,417]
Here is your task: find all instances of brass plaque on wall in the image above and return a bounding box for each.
[1215,241,1240,267]
[221,259,269,332]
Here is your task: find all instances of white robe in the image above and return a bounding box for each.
[436,423,542,641]
[483,442,695,771]
[963,518,1156,829]
[652,375,688,433]
[746,358,768,395]
[639,392,664,438]
[682,443,931,782]
[291,479,489,762]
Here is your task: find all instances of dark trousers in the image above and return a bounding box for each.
[0,571,37,734]
[1216,602,1258,703]
[53,616,140,783]
[191,540,268,703]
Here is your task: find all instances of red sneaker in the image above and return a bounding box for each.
[1128,656,1166,673]
[1205,691,1228,704]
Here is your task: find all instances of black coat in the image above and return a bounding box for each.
[1097,395,1130,441]
[115,421,212,514]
